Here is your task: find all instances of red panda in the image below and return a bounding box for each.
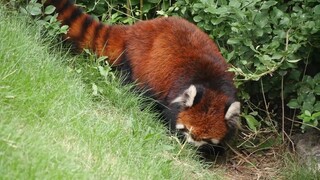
[44,0,241,147]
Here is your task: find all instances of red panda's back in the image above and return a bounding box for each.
[126,17,232,100]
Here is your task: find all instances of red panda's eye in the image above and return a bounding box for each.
[190,133,198,141]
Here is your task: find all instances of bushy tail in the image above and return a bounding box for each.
[44,0,111,56]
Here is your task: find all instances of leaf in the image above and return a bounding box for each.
[204,7,216,14]
[43,15,52,22]
[286,59,301,63]
[278,70,287,76]
[249,111,258,116]
[193,3,205,9]
[314,5,320,15]
[98,66,107,77]
[97,56,108,63]
[260,1,277,10]
[142,3,152,13]
[193,15,203,22]
[227,38,240,45]
[227,50,235,61]
[304,110,312,117]
[289,69,301,81]
[298,113,311,122]
[36,20,47,26]
[244,115,260,132]
[255,12,269,28]
[231,27,239,33]
[314,86,320,95]
[229,0,241,8]
[272,7,284,19]
[49,14,58,23]
[255,29,264,37]
[302,101,314,114]
[280,16,290,26]
[205,6,229,15]
[311,111,320,119]
[60,25,69,34]
[234,9,246,21]
[26,3,42,16]
[204,24,213,31]
[306,93,316,105]
[271,53,283,60]
[210,18,224,25]
[214,7,229,15]
[314,73,320,84]
[19,7,28,15]
[273,29,286,39]
[44,5,55,15]
[287,99,300,109]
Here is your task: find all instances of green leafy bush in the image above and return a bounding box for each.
[76,0,172,24]
[287,74,320,131]
[21,0,68,36]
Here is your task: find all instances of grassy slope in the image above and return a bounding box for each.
[0,6,224,179]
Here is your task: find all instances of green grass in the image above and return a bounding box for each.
[0,6,224,179]
[281,154,320,180]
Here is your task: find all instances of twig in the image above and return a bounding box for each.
[283,130,295,152]
[281,74,285,142]
[285,117,320,131]
[260,79,272,122]
[226,143,259,171]
[281,29,290,142]
[289,109,296,136]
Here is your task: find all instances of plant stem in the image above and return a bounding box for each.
[281,74,285,142]
[140,0,143,19]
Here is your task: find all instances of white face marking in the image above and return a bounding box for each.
[211,139,220,144]
[171,85,197,107]
[225,101,240,120]
[176,123,185,130]
[183,132,207,147]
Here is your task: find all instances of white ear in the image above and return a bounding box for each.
[171,85,197,107]
[225,101,240,120]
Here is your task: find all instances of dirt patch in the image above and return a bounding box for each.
[221,148,284,180]
[210,130,287,179]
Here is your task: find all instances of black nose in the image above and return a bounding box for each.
[176,130,185,141]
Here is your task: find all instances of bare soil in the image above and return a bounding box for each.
[222,148,284,180]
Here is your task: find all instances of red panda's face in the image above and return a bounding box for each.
[171,85,240,146]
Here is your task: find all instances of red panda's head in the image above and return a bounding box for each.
[171,84,240,146]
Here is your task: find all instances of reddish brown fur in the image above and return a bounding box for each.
[178,92,229,141]
[126,19,232,99]
[44,0,239,144]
